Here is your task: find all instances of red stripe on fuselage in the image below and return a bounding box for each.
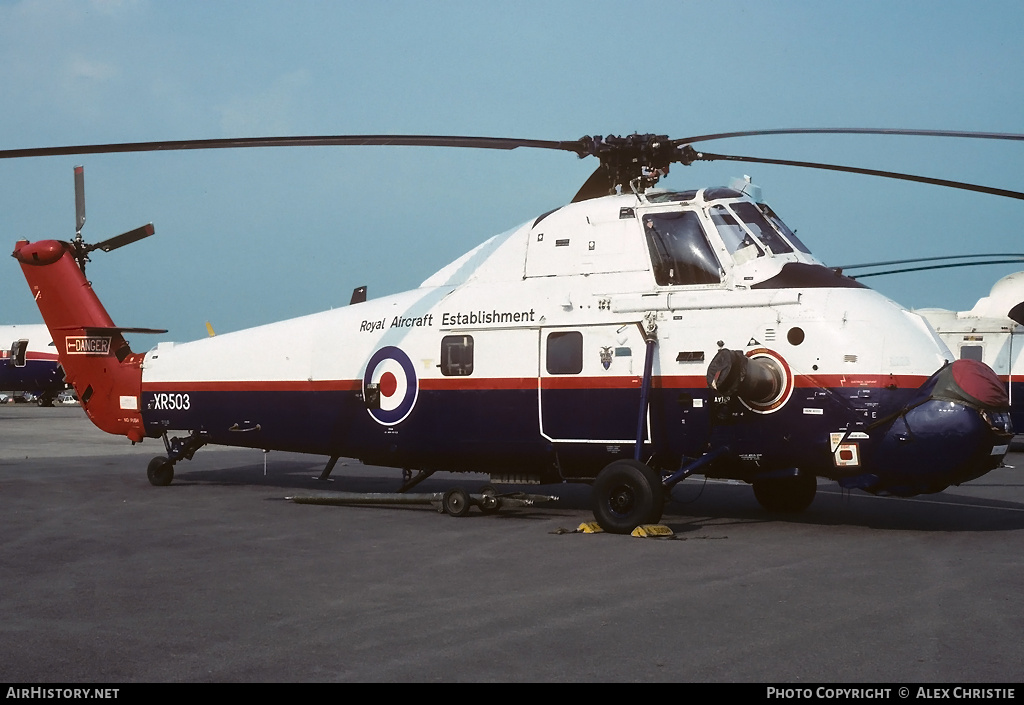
[421,377,537,391]
[141,380,362,393]
[141,373,933,393]
[0,351,59,362]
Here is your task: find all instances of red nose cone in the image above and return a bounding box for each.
[12,240,67,266]
[949,358,1009,409]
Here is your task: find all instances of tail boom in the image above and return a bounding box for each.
[13,239,147,442]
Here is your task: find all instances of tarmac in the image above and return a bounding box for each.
[1,405,1022,683]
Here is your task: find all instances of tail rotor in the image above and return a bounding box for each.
[70,165,155,272]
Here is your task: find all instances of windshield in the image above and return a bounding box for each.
[730,202,793,255]
[757,203,812,254]
[710,205,764,260]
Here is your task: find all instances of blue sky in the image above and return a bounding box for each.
[1,0,1022,342]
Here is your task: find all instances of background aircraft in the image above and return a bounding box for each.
[918,272,1024,431]
[0,323,66,405]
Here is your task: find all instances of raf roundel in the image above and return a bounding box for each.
[363,346,419,425]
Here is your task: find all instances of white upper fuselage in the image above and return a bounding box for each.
[140,189,951,395]
[1,324,54,359]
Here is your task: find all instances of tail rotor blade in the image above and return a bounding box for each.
[74,165,86,234]
[91,223,155,253]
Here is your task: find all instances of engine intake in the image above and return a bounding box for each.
[707,348,792,413]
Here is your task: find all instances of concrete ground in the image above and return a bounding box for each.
[1,406,1022,682]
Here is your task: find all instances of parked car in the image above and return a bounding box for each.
[56,391,79,405]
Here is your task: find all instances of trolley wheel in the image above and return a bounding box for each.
[478,484,501,515]
[442,487,472,517]
[147,456,174,487]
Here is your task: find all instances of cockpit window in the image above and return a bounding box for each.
[703,187,744,200]
[731,202,792,255]
[757,203,812,254]
[710,205,764,259]
[645,190,699,203]
[643,211,721,286]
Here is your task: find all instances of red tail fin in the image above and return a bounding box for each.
[13,239,147,442]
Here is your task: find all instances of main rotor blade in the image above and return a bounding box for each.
[8,130,1023,161]
[685,149,1024,200]
[837,253,1024,271]
[677,128,1024,145]
[0,135,583,160]
[88,223,155,253]
[53,325,169,335]
[850,259,1024,279]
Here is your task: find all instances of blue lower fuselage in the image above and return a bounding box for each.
[0,358,64,394]
[140,377,1011,497]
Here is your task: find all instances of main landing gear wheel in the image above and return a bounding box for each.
[442,487,472,517]
[147,457,174,487]
[752,473,816,513]
[591,459,665,534]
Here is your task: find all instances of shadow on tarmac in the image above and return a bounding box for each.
[165,455,1024,534]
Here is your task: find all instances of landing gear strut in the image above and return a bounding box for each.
[590,314,668,534]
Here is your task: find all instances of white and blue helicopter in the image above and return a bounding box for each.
[6,129,1023,532]
[0,323,65,405]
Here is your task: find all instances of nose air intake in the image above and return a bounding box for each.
[851,359,1012,496]
[931,358,1009,410]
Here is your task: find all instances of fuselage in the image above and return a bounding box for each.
[124,188,1010,495]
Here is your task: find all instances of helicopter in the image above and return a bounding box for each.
[6,129,1023,533]
[0,323,66,406]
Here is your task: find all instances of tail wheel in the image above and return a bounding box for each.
[147,457,174,487]
[592,459,665,534]
[752,473,816,513]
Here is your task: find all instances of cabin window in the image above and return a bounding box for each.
[959,345,984,362]
[546,331,583,374]
[731,202,793,254]
[440,335,474,376]
[643,211,721,286]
